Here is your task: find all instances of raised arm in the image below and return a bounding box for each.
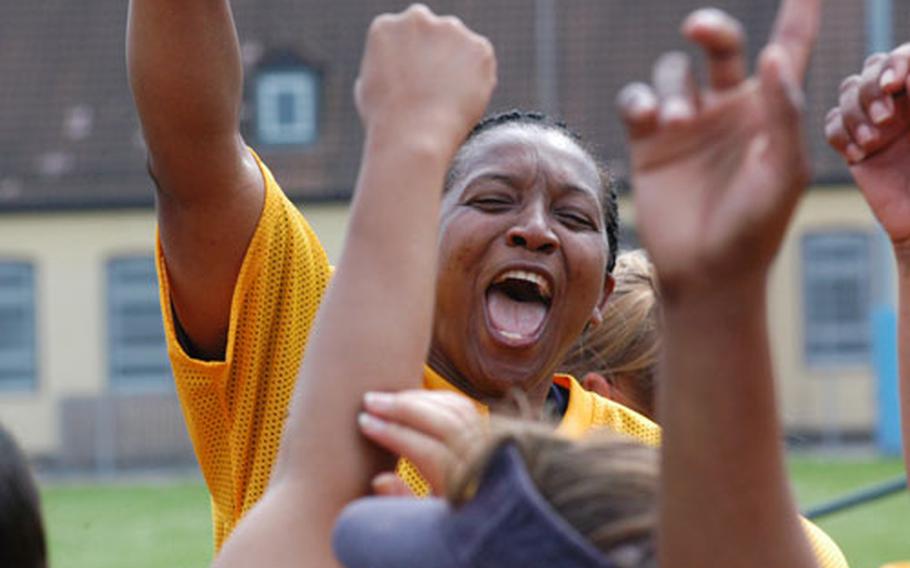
[825,45,910,475]
[212,6,496,567]
[127,0,263,358]
[619,3,821,568]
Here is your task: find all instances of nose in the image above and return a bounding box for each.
[506,203,559,253]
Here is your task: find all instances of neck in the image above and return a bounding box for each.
[426,346,553,416]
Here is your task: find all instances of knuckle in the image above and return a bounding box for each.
[656,50,691,71]
[440,15,463,28]
[839,74,860,93]
[408,4,435,26]
[864,53,887,67]
[824,122,847,147]
[367,16,385,34]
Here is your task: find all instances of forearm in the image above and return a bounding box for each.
[893,244,910,474]
[658,283,816,568]
[127,0,245,183]
[279,124,455,492]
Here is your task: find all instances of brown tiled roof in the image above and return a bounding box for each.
[0,1,871,211]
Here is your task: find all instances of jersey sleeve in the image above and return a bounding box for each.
[155,149,331,549]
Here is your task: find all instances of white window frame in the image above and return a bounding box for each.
[255,67,319,146]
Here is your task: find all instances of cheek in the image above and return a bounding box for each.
[437,211,495,275]
[565,238,609,302]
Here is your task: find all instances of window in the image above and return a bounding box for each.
[802,232,872,366]
[0,262,36,391]
[107,257,170,390]
[255,66,320,146]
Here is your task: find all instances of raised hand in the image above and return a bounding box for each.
[618,1,819,298]
[355,4,496,155]
[825,45,910,246]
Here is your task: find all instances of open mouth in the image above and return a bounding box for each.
[485,269,553,345]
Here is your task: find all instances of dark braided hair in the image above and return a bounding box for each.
[445,110,619,273]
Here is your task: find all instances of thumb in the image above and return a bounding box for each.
[758,43,810,189]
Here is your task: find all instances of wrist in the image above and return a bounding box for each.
[661,275,767,327]
[659,269,768,311]
[363,109,470,161]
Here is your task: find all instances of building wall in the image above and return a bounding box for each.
[772,187,881,435]
[621,186,880,435]
[0,203,349,458]
[0,187,884,457]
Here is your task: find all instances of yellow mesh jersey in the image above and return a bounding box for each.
[156,151,848,567]
[397,370,662,496]
[156,151,331,549]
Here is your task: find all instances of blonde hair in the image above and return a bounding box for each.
[561,249,660,418]
[448,420,657,567]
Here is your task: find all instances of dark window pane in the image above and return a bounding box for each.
[0,262,35,390]
[108,257,170,390]
[801,232,872,366]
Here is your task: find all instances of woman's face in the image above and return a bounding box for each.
[429,124,614,405]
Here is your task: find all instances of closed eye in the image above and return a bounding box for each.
[470,196,514,212]
[557,210,597,230]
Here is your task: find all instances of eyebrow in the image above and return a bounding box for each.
[465,172,598,197]
[559,182,600,200]
[465,172,518,188]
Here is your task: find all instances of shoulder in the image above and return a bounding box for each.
[557,374,661,447]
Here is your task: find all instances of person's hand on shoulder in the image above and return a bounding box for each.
[618,2,818,298]
[825,44,910,249]
[355,4,496,155]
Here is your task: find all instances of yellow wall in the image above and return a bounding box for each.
[772,187,881,433]
[0,203,349,457]
[0,186,885,456]
[622,186,880,434]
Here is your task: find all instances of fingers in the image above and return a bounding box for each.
[769,0,821,80]
[682,8,747,91]
[826,44,910,165]
[838,74,879,154]
[617,82,659,139]
[357,390,484,494]
[358,411,451,493]
[758,44,809,185]
[357,3,496,140]
[653,51,699,125]
[371,471,416,497]
[880,43,910,95]
[860,54,895,126]
[363,390,481,447]
[825,107,864,164]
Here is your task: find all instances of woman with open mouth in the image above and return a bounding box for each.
[129,0,657,542]
[128,0,845,566]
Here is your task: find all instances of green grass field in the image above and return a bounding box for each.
[42,481,212,568]
[40,456,908,568]
[790,457,909,567]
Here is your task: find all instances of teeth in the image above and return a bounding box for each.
[494,270,551,299]
[498,330,524,340]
